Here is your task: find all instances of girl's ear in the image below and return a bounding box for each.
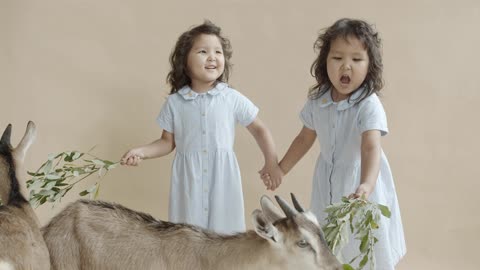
[251,209,282,243]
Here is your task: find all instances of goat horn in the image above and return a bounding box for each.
[290,193,305,213]
[15,121,36,161]
[1,124,12,147]
[275,195,298,218]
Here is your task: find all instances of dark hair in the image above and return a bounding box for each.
[166,20,233,94]
[309,18,383,103]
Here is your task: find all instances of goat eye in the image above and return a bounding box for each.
[297,239,309,248]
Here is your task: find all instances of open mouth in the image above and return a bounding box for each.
[340,75,351,84]
[205,66,216,70]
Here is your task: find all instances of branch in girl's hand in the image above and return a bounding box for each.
[27,150,118,208]
[323,196,391,270]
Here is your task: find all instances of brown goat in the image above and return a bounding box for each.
[0,122,50,270]
[43,193,342,270]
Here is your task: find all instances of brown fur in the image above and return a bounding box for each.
[0,122,50,270]
[43,197,342,270]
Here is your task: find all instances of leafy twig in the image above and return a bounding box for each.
[323,196,391,270]
[27,150,118,208]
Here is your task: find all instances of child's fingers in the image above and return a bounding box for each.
[262,178,272,190]
[120,154,130,165]
[132,155,142,166]
[123,155,140,166]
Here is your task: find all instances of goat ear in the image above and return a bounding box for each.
[260,195,285,223]
[251,209,281,243]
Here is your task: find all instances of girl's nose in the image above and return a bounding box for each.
[207,55,216,62]
[341,63,352,70]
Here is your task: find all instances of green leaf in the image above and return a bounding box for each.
[39,196,47,205]
[93,184,100,199]
[28,149,118,208]
[28,179,44,190]
[38,189,55,196]
[378,204,391,218]
[358,253,369,269]
[106,163,118,170]
[44,181,57,190]
[45,174,61,180]
[343,264,355,270]
[359,233,369,253]
[91,159,105,166]
[72,151,83,161]
[27,171,44,176]
[42,161,53,174]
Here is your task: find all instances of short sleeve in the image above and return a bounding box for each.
[156,96,174,133]
[357,95,388,136]
[300,99,315,130]
[233,91,259,126]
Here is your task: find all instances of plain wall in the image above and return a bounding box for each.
[2,0,479,269]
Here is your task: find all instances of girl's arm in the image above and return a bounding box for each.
[278,126,317,175]
[351,130,382,198]
[246,117,283,190]
[120,130,176,166]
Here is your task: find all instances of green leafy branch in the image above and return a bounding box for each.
[323,196,391,270]
[27,150,118,208]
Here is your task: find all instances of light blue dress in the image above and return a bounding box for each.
[300,89,406,270]
[156,82,258,235]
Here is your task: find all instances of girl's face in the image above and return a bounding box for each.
[186,34,225,92]
[327,36,369,101]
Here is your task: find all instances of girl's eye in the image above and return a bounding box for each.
[198,50,207,54]
[297,239,309,248]
[216,51,223,54]
[353,58,363,62]
[332,57,342,60]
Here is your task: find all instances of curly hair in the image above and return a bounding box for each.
[309,18,383,103]
[166,20,233,94]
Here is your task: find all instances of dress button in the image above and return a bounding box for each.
[202,131,206,135]
[203,169,207,173]
[201,113,206,116]
[203,150,207,153]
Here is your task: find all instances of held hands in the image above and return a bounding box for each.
[258,163,284,191]
[349,183,375,199]
[120,148,145,166]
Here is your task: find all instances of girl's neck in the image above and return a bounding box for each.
[190,80,216,93]
[331,89,348,102]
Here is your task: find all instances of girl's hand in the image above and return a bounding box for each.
[259,169,271,189]
[120,149,145,166]
[349,183,375,199]
[258,163,284,191]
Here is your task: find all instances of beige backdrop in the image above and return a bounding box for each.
[2,0,479,269]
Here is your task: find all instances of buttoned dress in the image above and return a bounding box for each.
[300,89,406,269]
[156,82,258,235]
